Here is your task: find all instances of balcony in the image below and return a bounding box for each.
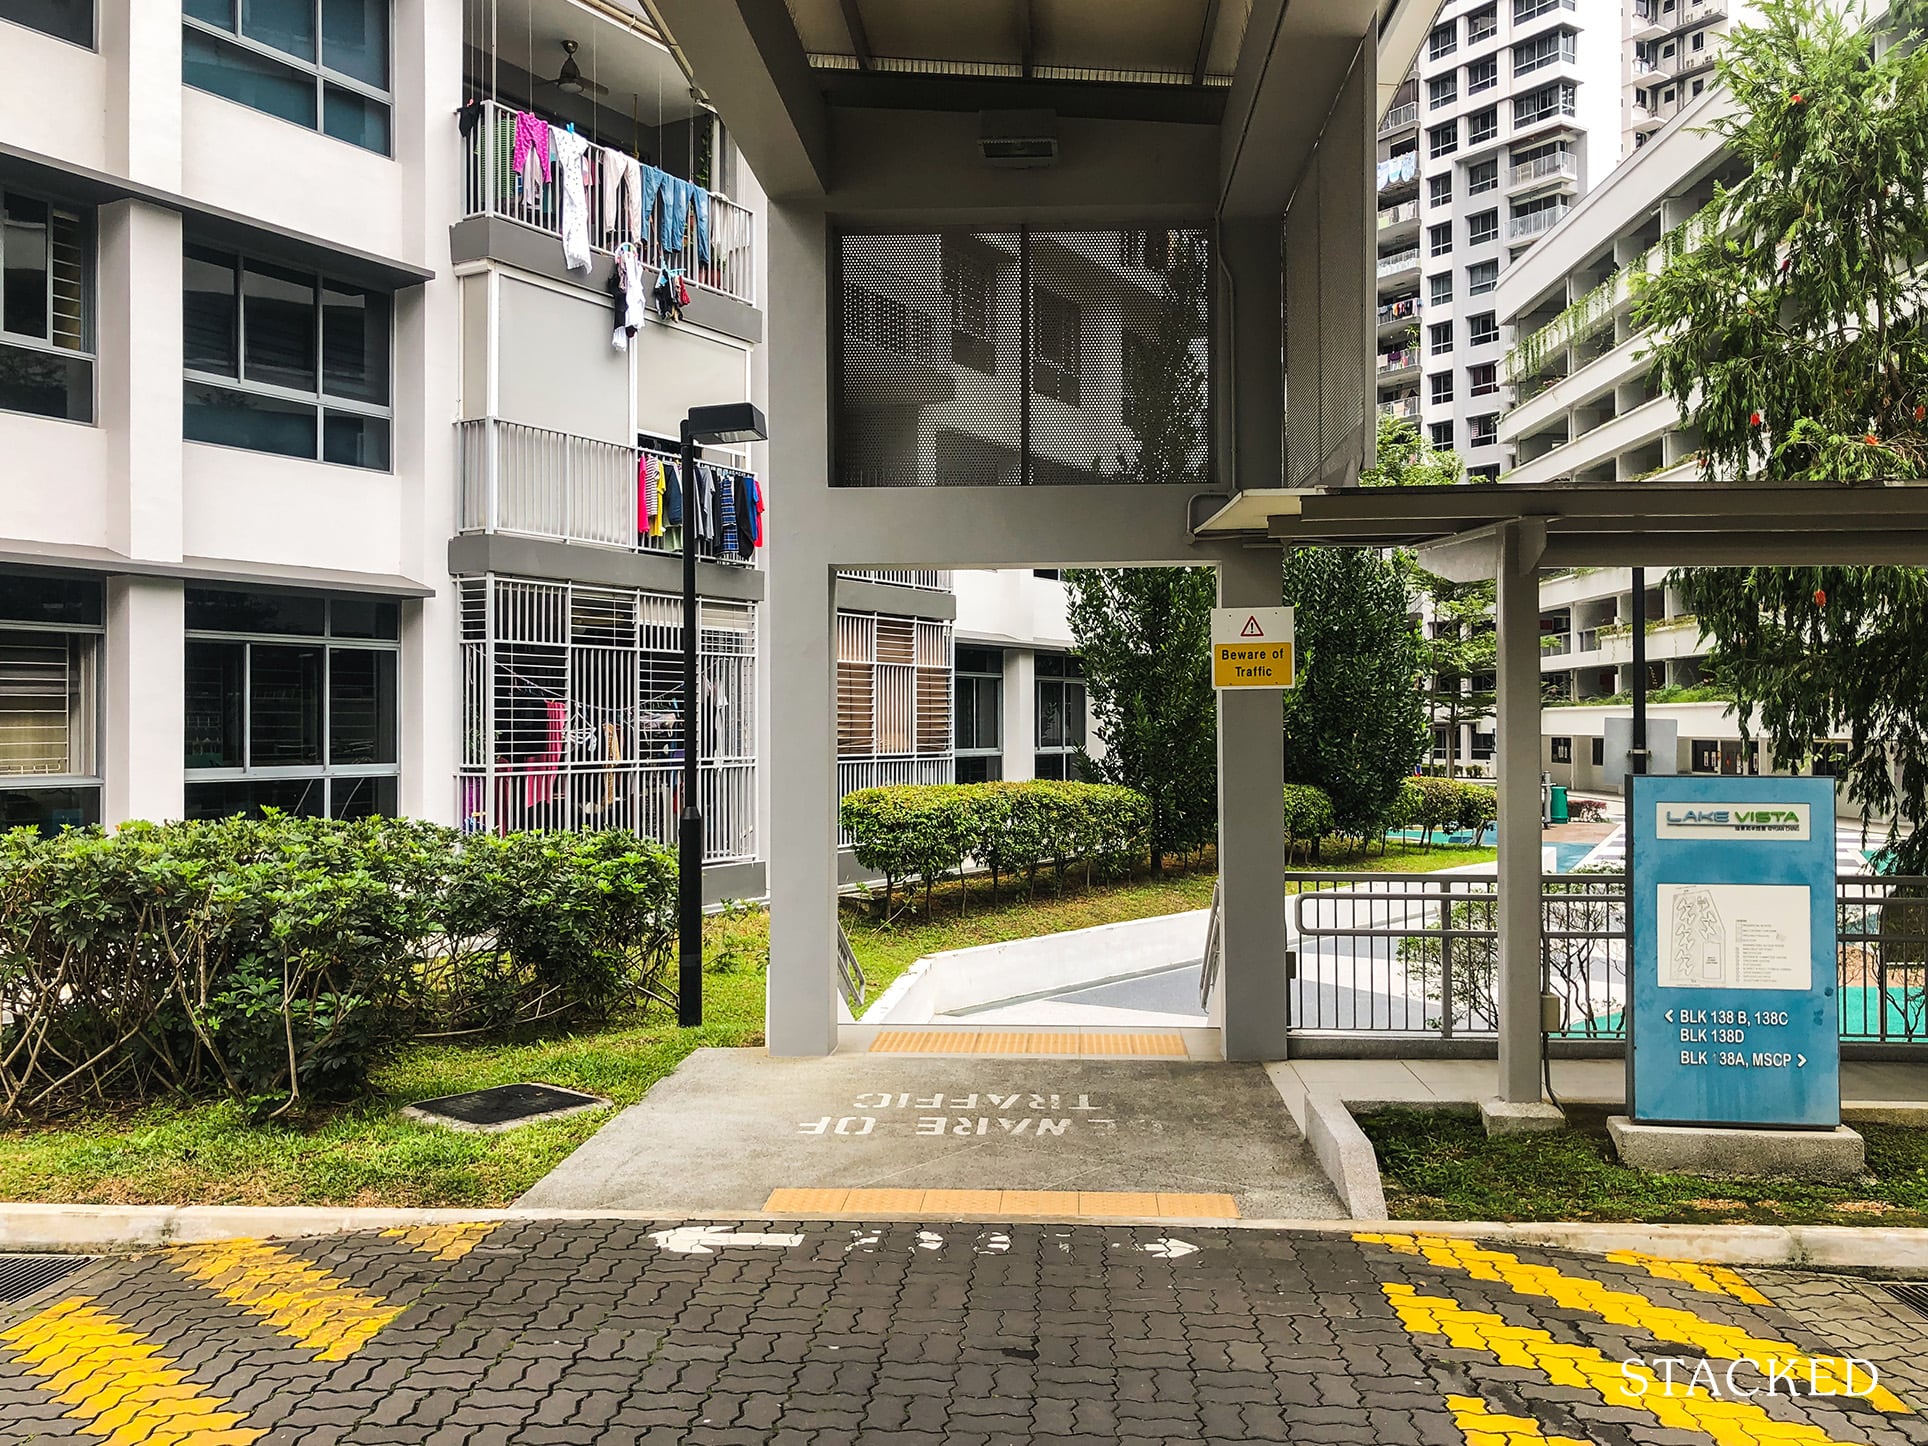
[1380,396,1420,422]
[455,417,753,566]
[1379,101,1419,134]
[1631,0,1669,39]
[1377,199,1420,231]
[1377,247,1421,278]
[838,569,954,592]
[459,100,754,305]
[1377,296,1422,329]
[1508,151,1578,193]
[1509,205,1569,242]
[1377,348,1420,376]
[1376,153,1420,193]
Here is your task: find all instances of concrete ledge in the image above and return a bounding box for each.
[1481,1098,1566,1136]
[1607,1116,1866,1180]
[1264,1065,1388,1221]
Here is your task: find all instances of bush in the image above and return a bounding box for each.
[1282,784,1335,863]
[1406,777,1499,848]
[0,815,677,1118]
[839,781,1151,916]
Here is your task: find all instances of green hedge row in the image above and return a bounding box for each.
[840,781,1150,914]
[0,816,677,1118]
[1284,776,1498,859]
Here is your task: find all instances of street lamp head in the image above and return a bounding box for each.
[682,402,768,446]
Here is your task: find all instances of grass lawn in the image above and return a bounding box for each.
[0,840,1492,1209]
[1360,1105,1928,1227]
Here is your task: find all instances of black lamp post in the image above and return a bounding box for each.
[678,402,768,1028]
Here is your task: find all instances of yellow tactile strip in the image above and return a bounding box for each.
[383,1221,502,1262]
[172,1238,407,1362]
[868,1029,1189,1058]
[0,1296,263,1445]
[764,1187,1238,1219]
[1444,1392,1593,1446]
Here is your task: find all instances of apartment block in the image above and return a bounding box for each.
[1625,0,1757,154]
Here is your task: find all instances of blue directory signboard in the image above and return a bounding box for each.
[1628,773,1839,1128]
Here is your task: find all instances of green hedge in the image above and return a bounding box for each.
[839,781,1150,914]
[1404,776,1498,846]
[0,816,677,1118]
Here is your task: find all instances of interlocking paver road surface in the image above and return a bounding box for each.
[2,1219,1924,1445]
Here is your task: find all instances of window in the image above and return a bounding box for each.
[1468,107,1498,146]
[1468,159,1499,194]
[1550,737,1572,764]
[1691,739,1719,773]
[1429,371,1454,404]
[0,571,102,832]
[1467,55,1498,95]
[1470,412,1498,446]
[182,0,391,155]
[1428,20,1456,60]
[0,189,93,422]
[182,246,391,468]
[1514,28,1576,76]
[1468,364,1498,397]
[1429,320,1453,355]
[1428,120,1458,159]
[1430,421,1454,448]
[954,645,1002,778]
[1428,173,1453,206]
[1469,311,1499,345]
[1692,78,1705,96]
[1429,272,1453,306]
[183,585,400,820]
[1034,653,1086,780]
[1429,74,1458,109]
[1515,82,1578,128]
[1428,222,1453,258]
[1468,463,1500,481]
[1031,287,1081,407]
[1467,5,1497,44]
[1591,737,1605,767]
[1467,210,1498,246]
[1,0,92,45]
[1663,87,1676,105]
[1513,0,1574,20]
[1467,259,1499,296]
[1692,29,1705,51]
[941,242,994,375]
[1662,42,1676,59]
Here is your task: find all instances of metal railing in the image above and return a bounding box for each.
[1377,349,1419,373]
[837,569,954,592]
[1377,200,1420,229]
[1280,870,1928,1046]
[1379,101,1419,133]
[1199,880,1224,1011]
[1509,206,1570,241]
[837,756,954,845]
[455,418,752,566]
[837,924,868,1011]
[459,99,754,304]
[1377,297,1422,326]
[1510,152,1578,189]
[1377,248,1421,277]
[1380,396,1421,421]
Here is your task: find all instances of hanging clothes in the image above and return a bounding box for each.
[731,473,755,559]
[610,244,647,351]
[551,125,593,273]
[649,463,668,538]
[599,150,642,241]
[638,454,657,535]
[747,474,765,550]
[511,111,551,203]
[652,267,684,321]
[456,99,484,139]
[718,467,740,558]
[525,699,567,807]
[658,175,691,252]
[664,459,684,528]
[693,462,716,545]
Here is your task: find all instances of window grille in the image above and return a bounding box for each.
[835,610,954,840]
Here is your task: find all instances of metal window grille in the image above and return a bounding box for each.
[456,575,757,859]
[0,631,96,779]
[834,228,1211,488]
[835,611,953,843]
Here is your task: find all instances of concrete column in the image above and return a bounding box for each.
[1003,649,1037,781]
[1216,549,1289,1062]
[1495,522,1546,1103]
[98,201,183,564]
[1215,219,1284,489]
[764,201,838,1057]
[103,0,183,189]
[104,577,184,825]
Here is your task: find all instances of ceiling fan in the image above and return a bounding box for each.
[537,40,608,98]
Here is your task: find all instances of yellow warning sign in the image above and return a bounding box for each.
[1210,606,1295,689]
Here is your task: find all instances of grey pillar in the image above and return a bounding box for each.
[764,201,839,1056]
[1216,549,1289,1061]
[1495,521,1546,1101]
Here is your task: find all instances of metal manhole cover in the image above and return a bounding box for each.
[0,1255,95,1306]
[1883,1282,1928,1319]
[402,1082,611,1133]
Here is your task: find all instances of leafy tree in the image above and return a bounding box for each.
[1360,412,1464,490]
[1639,0,1928,866]
[1065,236,1217,872]
[1283,547,1430,839]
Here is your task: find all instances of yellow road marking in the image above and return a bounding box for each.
[1443,1392,1593,1446]
[1359,1232,1907,1412]
[0,1296,263,1445]
[173,1238,405,1362]
[763,1187,1238,1218]
[382,1222,501,1262]
[1389,1284,1861,1446]
[867,1029,1188,1057]
[1605,1250,1774,1306]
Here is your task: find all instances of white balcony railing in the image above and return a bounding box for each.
[1379,101,1419,133]
[1510,152,1578,189]
[1377,296,1422,326]
[1377,247,1421,277]
[456,417,754,566]
[1378,200,1420,230]
[1380,396,1421,421]
[1509,206,1569,241]
[460,99,754,304]
[1377,349,1419,373]
[837,569,955,592]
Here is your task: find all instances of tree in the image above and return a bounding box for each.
[1639,0,1928,867]
[1064,569,1220,873]
[1283,547,1430,839]
[1064,236,1217,873]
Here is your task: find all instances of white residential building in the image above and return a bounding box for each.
[1625,0,1758,155]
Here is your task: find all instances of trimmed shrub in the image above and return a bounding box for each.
[1282,784,1335,863]
[0,815,677,1118]
[839,781,1151,916]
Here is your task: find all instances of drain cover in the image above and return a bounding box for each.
[1883,1282,1928,1319]
[403,1082,610,1133]
[0,1255,95,1306]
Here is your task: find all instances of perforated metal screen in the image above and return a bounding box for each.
[835,228,1212,488]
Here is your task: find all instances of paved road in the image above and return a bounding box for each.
[3,1219,1925,1445]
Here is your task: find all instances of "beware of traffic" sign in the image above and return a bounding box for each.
[1210,606,1295,689]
